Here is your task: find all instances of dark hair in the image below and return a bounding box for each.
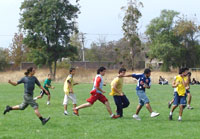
[119,68,126,74]
[188,72,191,76]
[69,68,75,73]
[179,68,185,74]
[24,67,34,76]
[144,68,151,74]
[97,67,106,74]
[184,67,189,71]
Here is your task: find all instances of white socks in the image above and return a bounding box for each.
[110,114,114,117]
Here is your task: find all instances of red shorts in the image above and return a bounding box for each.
[86,90,108,104]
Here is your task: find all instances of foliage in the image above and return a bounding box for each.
[0,48,9,71]
[19,0,79,78]
[9,33,29,67]
[121,0,143,70]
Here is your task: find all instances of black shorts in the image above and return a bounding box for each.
[40,90,50,96]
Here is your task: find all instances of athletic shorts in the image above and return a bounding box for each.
[86,91,108,105]
[63,93,77,105]
[186,90,190,94]
[173,92,187,106]
[40,90,50,96]
[136,90,150,106]
[19,94,38,110]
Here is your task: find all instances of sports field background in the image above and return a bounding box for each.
[0,83,200,139]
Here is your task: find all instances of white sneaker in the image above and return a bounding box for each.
[47,101,50,105]
[64,111,68,115]
[150,112,160,117]
[178,118,182,121]
[33,97,37,101]
[133,114,141,120]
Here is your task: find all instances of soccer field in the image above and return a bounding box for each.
[0,83,200,139]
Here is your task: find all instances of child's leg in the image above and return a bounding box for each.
[145,103,153,113]
[121,95,130,109]
[63,94,68,112]
[104,101,113,115]
[113,96,123,117]
[179,105,183,117]
[76,102,92,110]
[136,104,143,115]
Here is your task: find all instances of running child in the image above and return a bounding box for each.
[120,68,160,120]
[3,67,50,125]
[168,70,193,110]
[110,68,130,117]
[63,68,79,115]
[34,74,55,105]
[73,67,120,119]
[169,68,189,121]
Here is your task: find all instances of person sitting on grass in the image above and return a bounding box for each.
[3,67,50,125]
[34,74,55,105]
[159,76,168,85]
[73,67,120,119]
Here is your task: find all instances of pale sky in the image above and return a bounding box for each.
[0,0,199,48]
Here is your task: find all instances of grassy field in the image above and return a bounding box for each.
[0,83,200,139]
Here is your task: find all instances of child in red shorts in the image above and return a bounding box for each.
[73,67,120,119]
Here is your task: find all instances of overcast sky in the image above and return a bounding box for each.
[0,0,199,48]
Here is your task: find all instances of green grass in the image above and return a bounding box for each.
[0,83,200,139]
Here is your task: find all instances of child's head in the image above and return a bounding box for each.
[69,68,76,75]
[24,67,35,76]
[48,74,52,79]
[118,68,126,76]
[179,68,188,76]
[144,68,151,77]
[97,67,106,76]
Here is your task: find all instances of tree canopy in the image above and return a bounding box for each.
[19,0,79,77]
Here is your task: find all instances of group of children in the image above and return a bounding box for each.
[168,68,193,121]
[3,66,193,125]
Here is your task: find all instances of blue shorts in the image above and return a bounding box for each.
[173,92,187,106]
[136,90,149,106]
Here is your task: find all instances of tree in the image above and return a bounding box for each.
[121,0,143,70]
[19,0,79,78]
[173,18,200,67]
[146,10,180,71]
[9,33,29,67]
[0,48,9,71]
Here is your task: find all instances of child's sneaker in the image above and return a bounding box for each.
[133,114,141,120]
[3,105,12,115]
[64,111,68,115]
[150,112,160,117]
[111,114,120,119]
[42,117,50,125]
[73,108,79,116]
[169,115,173,120]
[47,101,50,105]
[187,105,193,109]
[168,102,172,109]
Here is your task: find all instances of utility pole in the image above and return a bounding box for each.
[80,33,86,62]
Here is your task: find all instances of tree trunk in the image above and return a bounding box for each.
[130,48,134,71]
[48,61,53,75]
[53,60,57,80]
